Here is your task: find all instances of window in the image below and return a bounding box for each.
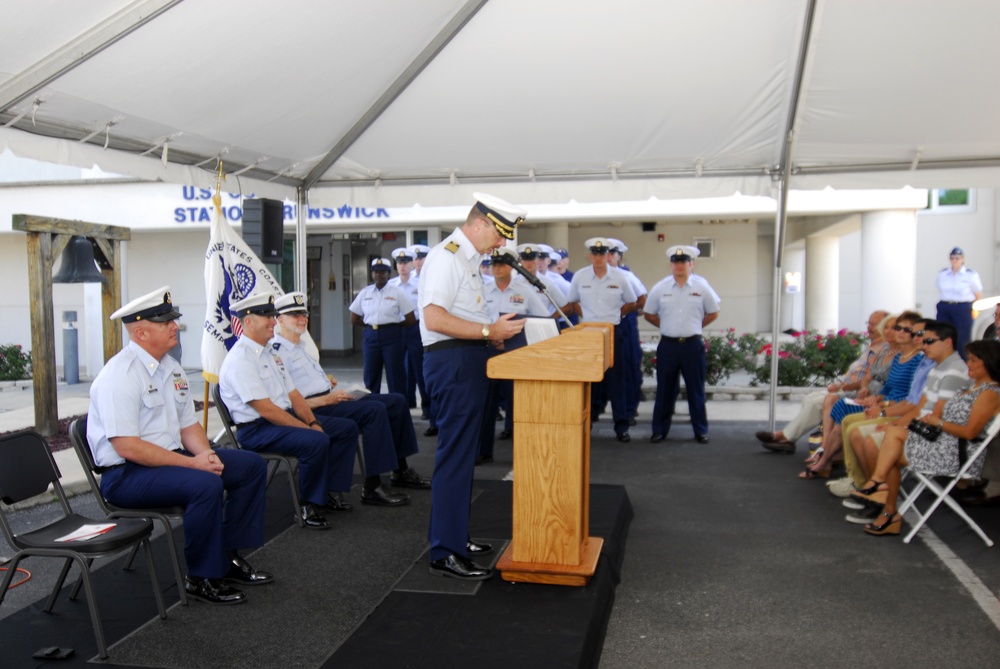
[693,238,715,259]
[925,188,976,214]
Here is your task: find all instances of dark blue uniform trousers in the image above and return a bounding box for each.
[315,392,418,474]
[360,392,420,460]
[363,326,406,394]
[936,301,974,358]
[403,324,429,410]
[594,326,629,436]
[652,336,708,437]
[101,448,266,580]
[424,345,489,562]
[238,414,358,506]
[620,312,641,417]
[478,348,511,459]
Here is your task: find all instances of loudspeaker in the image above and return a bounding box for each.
[242,198,284,261]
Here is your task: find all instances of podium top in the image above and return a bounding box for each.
[487,323,613,382]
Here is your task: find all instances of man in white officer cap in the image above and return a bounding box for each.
[388,246,430,417]
[410,244,431,278]
[513,242,570,320]
[607,238,648,425]
[219,292,360,530]
[566,237,639,442]
[88,286,272,605]
[645,245,720,444]
[419,192,527,580]
[349,258,416,395]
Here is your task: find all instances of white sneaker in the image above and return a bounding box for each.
[826,477,854,498]
[842,498,864,510]
[845,506,881,524]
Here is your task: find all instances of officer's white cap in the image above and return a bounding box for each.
[275,291,308,315]
[473,192,526,240]
[231,292,278,318]
[111,285,182,323]
[584,237,612,252]
[409,244,430,258]
[608,238,628,254]
[516,243,541,257]
[667,245,700,261]
[549,250,562,262]
[371,257,393,271]
[391,247,413,262]
[536,244,554,257]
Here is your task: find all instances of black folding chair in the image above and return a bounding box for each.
[0,430,166,659]
[68,418,188,604]
[212,384,305,526]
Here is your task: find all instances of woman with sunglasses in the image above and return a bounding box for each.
[801,312,924,479]
[852,339,1000,536]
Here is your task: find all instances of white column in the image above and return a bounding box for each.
[805,236,839,332]
[861,210,917,316]
[548,221,569,251]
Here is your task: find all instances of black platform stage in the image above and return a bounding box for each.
[2,480,632,668]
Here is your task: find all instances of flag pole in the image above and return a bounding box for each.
[204,161,226,432]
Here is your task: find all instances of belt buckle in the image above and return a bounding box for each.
[678,337,686,343]
[372,324,379,330]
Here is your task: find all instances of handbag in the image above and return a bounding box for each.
[907,418,942,441]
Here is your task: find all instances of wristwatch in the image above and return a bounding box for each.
[482,323,491,339]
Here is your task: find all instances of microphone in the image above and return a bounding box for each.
[492,248,547,292]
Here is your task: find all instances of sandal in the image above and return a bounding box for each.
[850,480,886,501]
[799,465,831,480]
[864,511,901,536]
[804,448,824,466]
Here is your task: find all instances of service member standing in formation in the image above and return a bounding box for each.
[936,246,983,357]
[272,291,428,500]
[477,250,551,464]
[219,292,359,530]
[420,193,527,580]
[566,237,639,442]
[387,247,430,417]
[645,245,720,444]
[88,286,272,605]
[607,238,647,425]
[349,257,416,394]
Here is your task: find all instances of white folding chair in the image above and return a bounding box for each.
[897,415,1000,546]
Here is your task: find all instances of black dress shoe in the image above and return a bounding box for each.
[616,432,631,443]
[423,426,439,437]
[497,430,512,440]
[650,433,666,443]
[300,504,331,530]
[224,553,274,586]
[695,434,710,444]
[429,554,492,581]
[323,492,354,511]
[475,455,494,466]
[360,484,410,507]
[467,540,493,556]
[184,576,246,605]
[390,468,432,489]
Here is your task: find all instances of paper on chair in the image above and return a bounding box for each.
[55,523,117,542]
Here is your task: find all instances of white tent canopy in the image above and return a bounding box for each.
[3,0,1000,207]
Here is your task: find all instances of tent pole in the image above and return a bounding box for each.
[295,187,308,293]
[768,176,789,431]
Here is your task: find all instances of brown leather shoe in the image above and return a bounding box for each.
[755,430,780,443]
[762,440,796,454]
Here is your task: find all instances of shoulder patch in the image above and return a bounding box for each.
[445,241,460,254]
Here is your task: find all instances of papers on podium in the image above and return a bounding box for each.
[504,316,560,351]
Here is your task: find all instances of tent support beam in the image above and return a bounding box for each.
[768,0,818,430]
[302,0,489,190]
[0,0,184,113]
[295,187,308,295]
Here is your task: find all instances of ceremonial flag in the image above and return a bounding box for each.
[201,198,317,382]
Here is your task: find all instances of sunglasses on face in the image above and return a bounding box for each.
[892,325,913,333]
[922,337,940,345]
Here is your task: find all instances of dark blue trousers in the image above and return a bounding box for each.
[478,347,512,459]
[424,345,489,561]
[363,326,406,394]
[101,449,266,580]
[238,414,358,505]
[936,301,974,358]
[403,324,429,410]
[315,400,397,475]
[360,392,419,459]
[651,336,708,437]
[595,326,629,436]
[620,313,641,417]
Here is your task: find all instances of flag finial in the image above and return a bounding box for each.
[212,161,226,214]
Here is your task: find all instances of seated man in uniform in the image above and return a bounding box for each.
[219,292,359,530]
[272,291,428,500]
[88,286,272,605]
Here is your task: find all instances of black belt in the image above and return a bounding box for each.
[367,323,401,330]
[939,300,973,305]
[95,462,127,475]
[305,390,331,400]
[661,335,701,343]
[424,339,488,353]
[235,417,265,429]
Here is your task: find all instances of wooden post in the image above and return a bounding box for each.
[13,215,130,435]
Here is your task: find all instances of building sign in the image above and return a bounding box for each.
[175,186,390,223]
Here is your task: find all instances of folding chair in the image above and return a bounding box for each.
[212,384,305,527]
[898,415,1000,546]
[0,430,166,659]
[68,418,188,605]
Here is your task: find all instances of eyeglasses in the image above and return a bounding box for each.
[912,330,925,337]
[922,337,940,345]
[892,325,913,333]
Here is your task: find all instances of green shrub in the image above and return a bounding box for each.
[0,344,31,381]
[750,329,866,387]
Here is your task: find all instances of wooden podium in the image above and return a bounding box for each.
[487,323,613,586]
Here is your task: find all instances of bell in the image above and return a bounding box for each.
[52,236,106,284]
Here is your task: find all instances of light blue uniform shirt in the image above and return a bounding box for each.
[646,275,720,337]
[349,283,414,325]
[484,279,551,321]
[219,334,297,424]
[270,334,332,398]
[937,265,982,302]
[387,274,420,320]
[566,266,638,325]
[87,341,193,467]
[418,227,489,346]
